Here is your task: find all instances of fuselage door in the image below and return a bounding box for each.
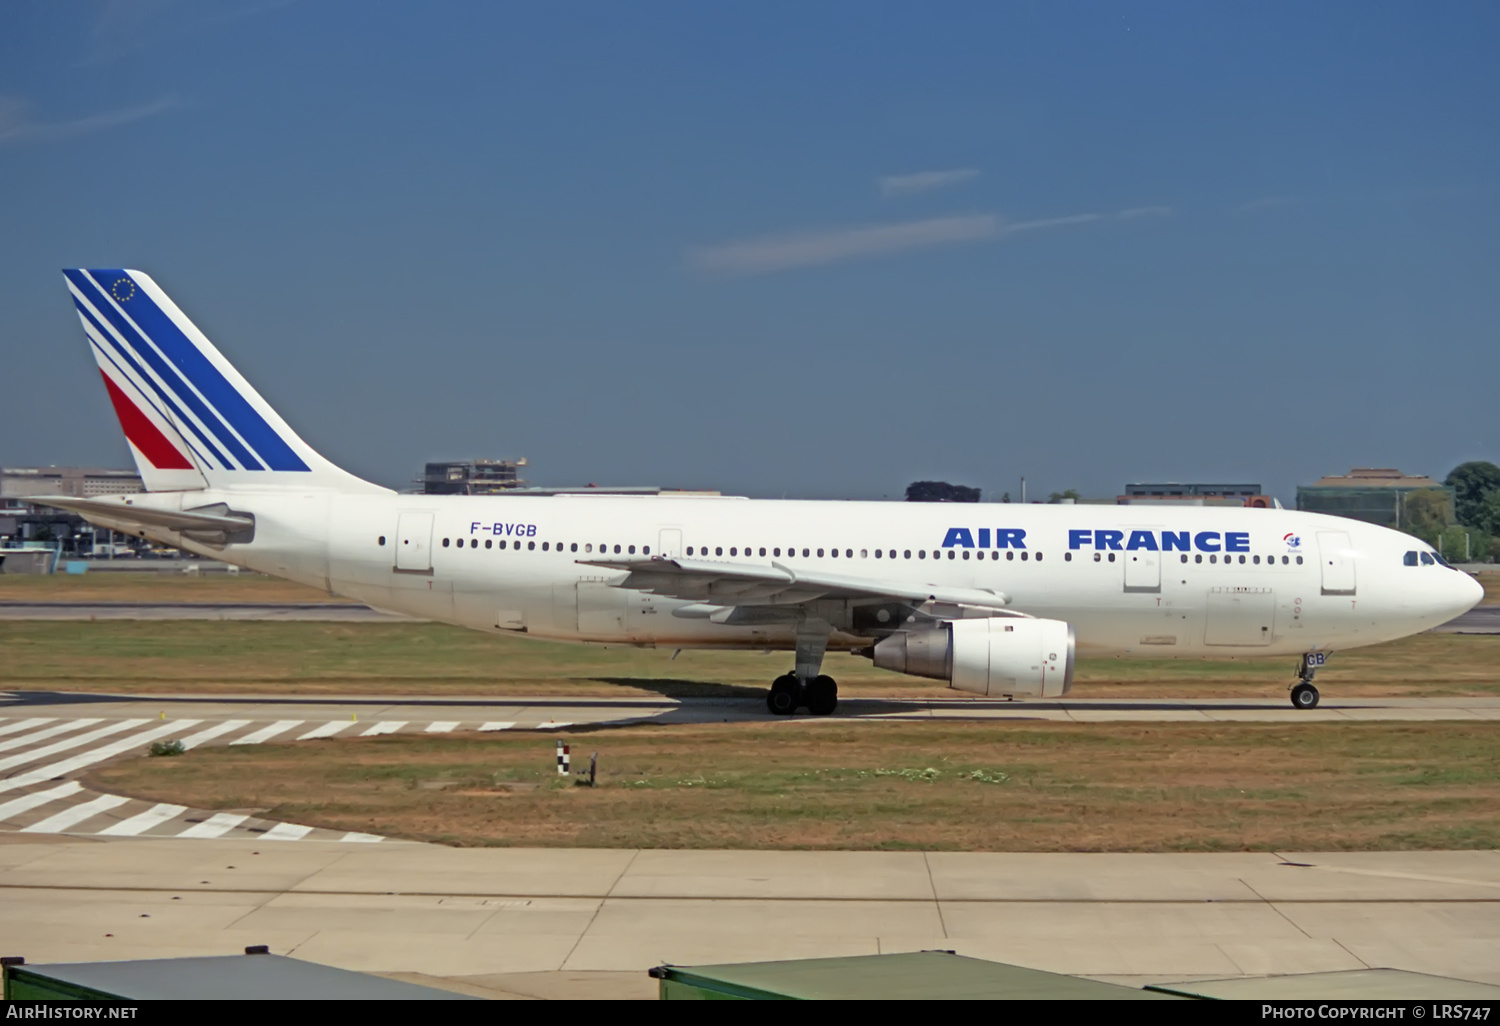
[658,528,683,558]
[1317,531,1357,596]
[1123,550,1161,593]
[394,511,434,573]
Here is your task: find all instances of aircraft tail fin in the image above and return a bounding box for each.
[62,269,387,494]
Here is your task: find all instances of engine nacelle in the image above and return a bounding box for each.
[871,617,1075,698]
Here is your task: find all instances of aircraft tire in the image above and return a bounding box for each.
[805,675,838,716]
[1290,683,1319,710]
[767,674,800,716]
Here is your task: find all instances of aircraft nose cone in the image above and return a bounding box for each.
[1455,572,1485,614]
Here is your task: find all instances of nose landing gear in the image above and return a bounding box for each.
[1289,654,1322,709]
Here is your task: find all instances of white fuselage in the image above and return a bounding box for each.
[142,491,1481,663]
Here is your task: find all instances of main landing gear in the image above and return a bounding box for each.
[766,618,838,716]
[1289,654,1322,710]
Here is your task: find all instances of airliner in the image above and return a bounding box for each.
[38,269,1483,714]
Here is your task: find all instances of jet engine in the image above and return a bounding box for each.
[870,617,1075,698]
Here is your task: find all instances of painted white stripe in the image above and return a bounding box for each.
[22,793,130,833]
[478,721,516,732]
[0,719,102,755]
[261,822,314,841]
[339,832,383,843]
[359,721,406,737]
[297,721,352,740]
[424,721,459,733]
[96,802,187,837]
[0,718,55,739]
[0,782,83,824]
[0,719,142,773]
[176,812,248,839]
[179,720,251,750]
[0,720,203,795]
[230,720,303,745]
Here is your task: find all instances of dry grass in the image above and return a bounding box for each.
[0,571,349,604]
[86,721,1500,851]
[1,620,1497,699]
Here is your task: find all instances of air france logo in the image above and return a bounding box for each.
[1283,533,1301,550]
[1067,529,1250,553]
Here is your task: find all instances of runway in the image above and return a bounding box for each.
[1,839,1496,998]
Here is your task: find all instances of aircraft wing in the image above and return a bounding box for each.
[28,496,254,544]
[577,554,1019,614]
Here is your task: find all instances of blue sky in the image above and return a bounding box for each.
[2,1,1497,501]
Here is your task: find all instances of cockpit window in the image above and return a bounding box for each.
[1432,551,1454,569]
[1404,551,1419,566]
[1419,551,1435,566]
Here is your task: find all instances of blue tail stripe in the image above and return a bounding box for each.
[73,294,230,471]
[66,271,264,471]
[85,269,309,473]
[84,333,217,471]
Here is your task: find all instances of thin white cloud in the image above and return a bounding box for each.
[689,214,999,276]
[0,95,181,146]
[689,205,1170,277]
[878,168,981,199]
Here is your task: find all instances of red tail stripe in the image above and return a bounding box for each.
[99,372,195,471]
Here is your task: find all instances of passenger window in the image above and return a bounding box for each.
[1282,555,1289,564]
[875,549,882,559]
[1195,555,1203,564]
[614,544,622,554]
[1007,551,1015,561]
[542,542,549,551]
[962,551,970,560]
[1094,553,1101,562]
[628,545,636,554]
[848,549,855,558]
[1404,551,1418,566]
[1106,553,1114,562]
[918,550,926,559]
[1253,555,1259,564]
[1296,556,1303,565]
[904,550,911,559]
[1180,554,1188,564]
[803,548,810,557]
[760,548,767,557]
[485,539,492,549]
[947,551,956,560]
[528,541,535,550]
[714,547,722,556]
[643,546,650,555]
[1420,552,1434,566]
[469,539,476,548]
[1239,555,1246,564]
[442,538,450,548]
[1022,552,1030,561]
[1209,554,1216,564]
[1065,552,1072,562]
[773,548,781,557]
[831,548,838,558]
[499,540,507,549]
[990,551,998,560]
[730,547,737,557]
[1036,552,1043,562]
[378,536,386,546]
[818,548,825,557]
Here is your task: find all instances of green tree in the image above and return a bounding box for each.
[1445,461,1500,527]
[1047,489,1081,503]
[1475,491,1500,537]
[1400,488,1452,545]
[905,481,981,503]
[1436,525,1490,564]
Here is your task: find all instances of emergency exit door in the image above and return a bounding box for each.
[1123,550,1161,593]
[394,512,434,573]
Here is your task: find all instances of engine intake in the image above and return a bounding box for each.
[871,617,1075,698]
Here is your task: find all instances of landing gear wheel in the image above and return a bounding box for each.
[1290,682,1320,710]
[805,675,838,716]
[767,674,800,716]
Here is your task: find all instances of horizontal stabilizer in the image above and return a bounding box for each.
[29,496,254,545]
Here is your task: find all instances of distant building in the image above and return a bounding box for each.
[1118,482,1263,507]
[418,459,529,495]
[1296,468,1452,528]
[1,467,145,556]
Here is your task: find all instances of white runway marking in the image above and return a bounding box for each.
[424,721,459,733]
[297,721,352,740]
[97,802,187,837]
[22,793,129,834]
[0,719,144,774]
[260,822,313,841]
[177,812,248,839]
[179,720,251,750]
[0,718,57,739]
[0,720,203,795]
[339,832,383,843]
[0,782,83,824]
[478,721,516,732]
[230,720,303,745]
[359,721,406,737]
[0,719,103,756]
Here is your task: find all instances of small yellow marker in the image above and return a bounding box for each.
[351,712,357,721]
[160,712,165,720]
